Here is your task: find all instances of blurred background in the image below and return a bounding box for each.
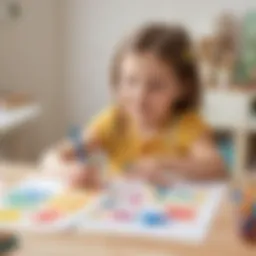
[0,0,256,174]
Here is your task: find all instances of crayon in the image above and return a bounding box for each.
[69,126,87,163]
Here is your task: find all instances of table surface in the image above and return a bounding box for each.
[0,163,255,256]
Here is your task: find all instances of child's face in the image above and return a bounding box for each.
[117,52,181,126]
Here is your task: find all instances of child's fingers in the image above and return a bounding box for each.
[68,164,101,189]
[58,140,76,161]
[139,160,157,176]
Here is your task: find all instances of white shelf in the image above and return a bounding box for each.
[202,90,256,133]
[202,89,256,173]
[0,104,41,135]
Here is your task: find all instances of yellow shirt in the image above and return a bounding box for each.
[88,107,209,173]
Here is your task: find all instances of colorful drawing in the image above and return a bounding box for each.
[0,177,224,241]
[27,189,99,232]
[2,179,63,210]
[4,187,51,209]
[0,179,64,229]
[87,186,203,222]
[32,190,94,223]
[81,182,224,242]
[0,178,98,231]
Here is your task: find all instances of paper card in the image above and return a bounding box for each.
[79,182,225,243]
[25,189,100,232]
[0,178,64,229]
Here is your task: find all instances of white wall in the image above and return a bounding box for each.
[0,0,66,159]
[64,0,256,125]
[1,0,254,159]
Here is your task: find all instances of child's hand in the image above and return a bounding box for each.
[132,158,175,187]
[58,140,76,162]
[135,158,160,181]
[41,140,104,190]
[67,163,102,190]
[132,158,165,184]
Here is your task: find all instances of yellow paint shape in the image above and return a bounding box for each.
[195,192,207,204]
[66,189,97,197]
[0,209,21,222]
[45,191,91,213]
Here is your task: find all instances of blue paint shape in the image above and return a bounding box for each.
[4,186,52,209]
[22,188,49,202]
[141,211,167,226]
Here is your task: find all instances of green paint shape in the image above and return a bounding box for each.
[5,191,40,209]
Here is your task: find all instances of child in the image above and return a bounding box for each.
[55,23,226,188]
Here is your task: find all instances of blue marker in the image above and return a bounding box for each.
[69,126,87,163]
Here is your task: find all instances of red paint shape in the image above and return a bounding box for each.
[166,206,196,221]
[34,208,62,223]
[130,193,143,206]
[113,209,132,222]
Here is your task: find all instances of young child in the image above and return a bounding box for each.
[56,23,226,188]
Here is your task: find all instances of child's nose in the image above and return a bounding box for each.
[135,87,148,104]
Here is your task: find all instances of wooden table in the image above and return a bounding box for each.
[0,163,255,256]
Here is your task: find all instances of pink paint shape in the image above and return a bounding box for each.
[130,193,143,206]
[113,209,133,222]
[166,206,196,221]
[34,208,62,223]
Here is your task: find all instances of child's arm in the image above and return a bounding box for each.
[43,132,103,189]
[46,108,115,188]
[135,133,227,183]
[162,133,227,181]
[57,129,102,162]
[59,107,115,162]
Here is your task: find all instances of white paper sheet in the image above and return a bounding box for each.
[79,182,226,243]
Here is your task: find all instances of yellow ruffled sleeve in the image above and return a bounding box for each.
[87,106,118,151]
[174,111,211,151]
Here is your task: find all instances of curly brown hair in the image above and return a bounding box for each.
[110,22,201,115]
